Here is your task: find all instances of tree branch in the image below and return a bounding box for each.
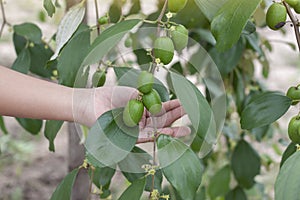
[283,1,300,51]
[0,0,7,38]
[94,0,100,35]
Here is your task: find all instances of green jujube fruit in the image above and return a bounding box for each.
[293,2,300,13]
[170,24,189,51]
[92,70,106,87]
[137,71,154,94]
[142,89,162,115]
[266,3,287,30]
[285,0,299,7]
[123,100,144,127]
[153,36,174,65]
[168,0,188,13]
[288,116,300,144]
[286,86,300,105]
[98,16,108,25]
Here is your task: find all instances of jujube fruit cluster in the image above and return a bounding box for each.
[153,24,188,64]
[266,3,287,30]
[123,71,162,127]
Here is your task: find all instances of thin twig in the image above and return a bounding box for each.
[0,0,7,38]
[283,1,300,51]
[94,0,100,35]
[156,0,168,35]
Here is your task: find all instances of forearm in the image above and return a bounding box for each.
[0,66,74,122]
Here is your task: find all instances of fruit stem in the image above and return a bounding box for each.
[283,1,300,51]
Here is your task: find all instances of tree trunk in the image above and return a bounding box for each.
[68,123,89,200]
[66,1,89,200]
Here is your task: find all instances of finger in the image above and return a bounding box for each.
[137,126,191,144]
[162,106,186,127]
[159,126,191,138]
[148,105,186,128]
[155,99,181,117]
[162,99,181,112]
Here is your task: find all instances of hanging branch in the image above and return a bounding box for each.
[0,0,8,38]
[94,0,100,35]
[283,1,300,51]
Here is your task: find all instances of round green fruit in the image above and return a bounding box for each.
[124,37,133,48]
[266,3,287,30]
[293,2,300,13]
[137,71,154,94]
[170,24,189,51]
[123,100,144,127]
[168,0,188,13]
[153,36,174,65]
[98,16,108,25]
[287,86,300,99]
[288,116,300,144]
[142,89,162,115]
[285,0,299,7]
[92,70,106,87]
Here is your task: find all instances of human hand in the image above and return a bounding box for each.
[73,86,190,143]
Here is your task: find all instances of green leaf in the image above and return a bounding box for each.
[28,43,55,78]
[43,0,56,17]
[109,0,122,23]
[118,146,163,192]
[13,23,42,44]
[57,26,90,87]
[50,168,79,200]
[129,0,141,14]
[114,67,169,102]
[208,165,231,199]
[85,108,139,167]
[82,19,140,66]
[195,186,206,200]
[251,125,270,142]
[51,1,86,60]
[233,69,245,114]
[86,163,115,197]
[244,33,264,57]
[13,33,27,55]
[118,177,146,200]
[44,120,64,152]
[275,151,300,200]
[242,20,256,35]
[15,118,43,135]
[280,142,297,168]
[169,71,217,154]
[0,116,8,134]
[231,139,261,189]
[194,0,227,21]
[211,0,262,51]
[133,49,152,66]
[11,48,31,74]
[157,134,203,200]
[209,37,245,76]
[225,186,247,200]
[241,91,291,130]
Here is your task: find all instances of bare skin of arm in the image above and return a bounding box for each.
[0,65,190,142]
